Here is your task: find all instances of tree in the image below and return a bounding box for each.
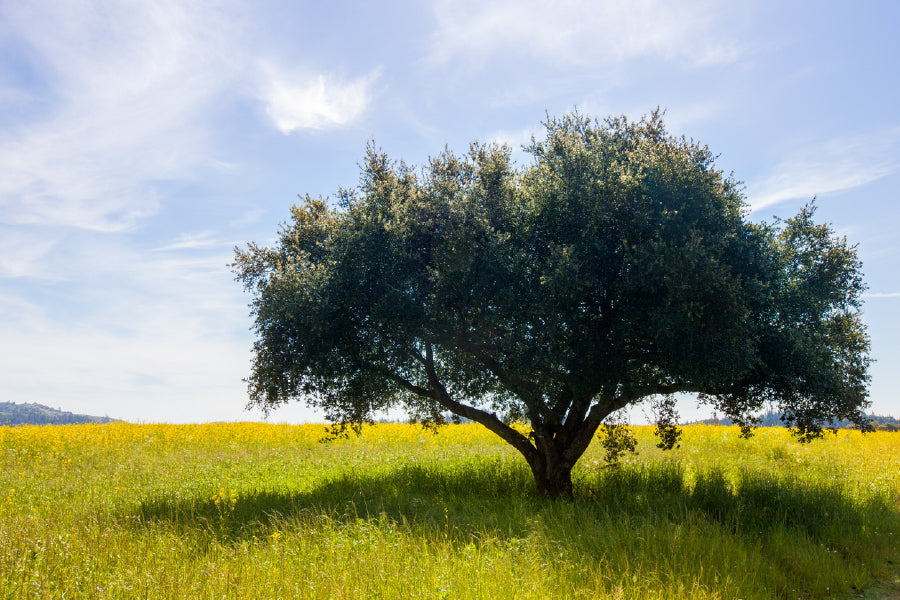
[233,111,871,498]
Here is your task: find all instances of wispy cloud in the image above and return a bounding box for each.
[426,0,746,70]
[0,228,58,279]
[0,1,382,422]
[0,0,246,232]
[153,232,220,252]
[863,292,900,299]
[0,1,380,233]
[260,66,380,133]
[747,129,900,212]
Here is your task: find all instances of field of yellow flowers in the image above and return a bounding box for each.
[1,422,898,599]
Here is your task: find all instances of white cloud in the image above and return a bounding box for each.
[0,0,244,232]
[261,66,379,133]
[0,1,380,232]
[863,292,900,299]
[747,130,900,212]
[426,0,746,70]
[0,1,381,422]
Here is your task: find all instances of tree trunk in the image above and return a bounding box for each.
[530,459,575,499]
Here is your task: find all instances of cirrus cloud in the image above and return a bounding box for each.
[747,128,900,212]
[426,0,747,70]
[0,0,382,232]
[0,0,247,232]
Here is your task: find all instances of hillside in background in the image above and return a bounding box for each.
[0,402,118,426]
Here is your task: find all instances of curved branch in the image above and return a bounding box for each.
[417,343,540,464]
[381,371,436,399]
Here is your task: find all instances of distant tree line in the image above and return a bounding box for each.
[694,409,899,431]
[0,402,116,426]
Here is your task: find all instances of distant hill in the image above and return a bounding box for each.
[691,409,899,431]
[0,402,118,426]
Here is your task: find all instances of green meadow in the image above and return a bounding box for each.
[1,423,898,599]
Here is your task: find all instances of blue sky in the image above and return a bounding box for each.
[1,0,898,424]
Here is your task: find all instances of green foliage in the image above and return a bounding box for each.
[651,394,683,450]
[599,423,638,465]
[233,110,872,497]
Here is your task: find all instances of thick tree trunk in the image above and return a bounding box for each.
[529,459,575,499]
[409,348,611,499]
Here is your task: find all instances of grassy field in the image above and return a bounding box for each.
[1,422,898,599]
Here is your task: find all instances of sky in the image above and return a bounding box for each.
[1,0,898,424]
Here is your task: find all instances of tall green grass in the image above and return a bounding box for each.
[0,423,897,599]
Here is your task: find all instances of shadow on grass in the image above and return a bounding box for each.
[589,462,892,538]
[128,458,900,559]
[132,458,539,541]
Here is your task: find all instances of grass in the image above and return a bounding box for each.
[0,422,898,599]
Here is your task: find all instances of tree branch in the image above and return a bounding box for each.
[381,371,436,399]
[447,337,541,403]
[417,343,540,464]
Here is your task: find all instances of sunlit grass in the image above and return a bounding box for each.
[1,423,897,598]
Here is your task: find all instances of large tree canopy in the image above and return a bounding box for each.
[233,112,871,498]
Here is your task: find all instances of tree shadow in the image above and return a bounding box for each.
[588,462,896,539]
[126,459,898,561]
[130,460,540,543]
